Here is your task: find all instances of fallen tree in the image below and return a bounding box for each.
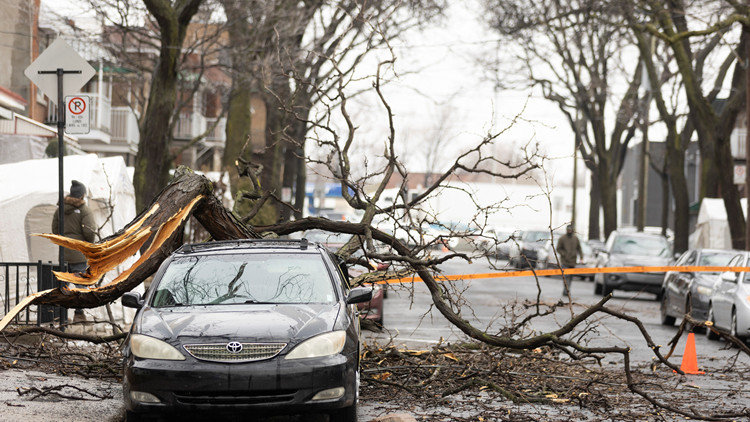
[3,18,750,422]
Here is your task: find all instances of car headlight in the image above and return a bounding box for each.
[695,286,712,297]
[285,331,346,360]
[129,334,186,360]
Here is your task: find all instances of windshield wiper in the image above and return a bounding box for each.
[244,299,277,304]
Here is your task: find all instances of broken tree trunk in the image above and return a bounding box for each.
[0,168,259,330]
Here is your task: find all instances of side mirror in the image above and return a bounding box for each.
[720,271,737,283]
[122,292,144,309]
[346,287,373,304]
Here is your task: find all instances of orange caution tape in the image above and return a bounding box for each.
[376,266,750,285]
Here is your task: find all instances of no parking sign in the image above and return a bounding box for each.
[65,95,90,134]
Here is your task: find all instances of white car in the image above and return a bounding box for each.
[707,251,750,340]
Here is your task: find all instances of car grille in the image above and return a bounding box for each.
[183,342,287,363]
[174,389,297,405]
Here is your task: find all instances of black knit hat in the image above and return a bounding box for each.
[70,180,86,198]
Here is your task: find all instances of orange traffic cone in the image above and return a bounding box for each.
[674,332,705,375]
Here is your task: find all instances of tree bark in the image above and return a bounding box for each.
[588,171,601,241]
[133,0,204,212]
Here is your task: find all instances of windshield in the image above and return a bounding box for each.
[523,231,549,242]
[152,254,336,307]
[611,235,670,257]
[699,252,736,274]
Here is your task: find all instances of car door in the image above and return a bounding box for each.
[664,251,690,315]
[674,251,697,313]
[712,254,743,331]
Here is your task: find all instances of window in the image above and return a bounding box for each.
[152,253,335,306]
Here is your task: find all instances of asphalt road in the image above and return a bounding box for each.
[362,256,749,371]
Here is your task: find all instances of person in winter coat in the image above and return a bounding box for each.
[52,180,96,321]
[556,225,583,296]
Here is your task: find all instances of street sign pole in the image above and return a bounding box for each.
[38,68,82,270]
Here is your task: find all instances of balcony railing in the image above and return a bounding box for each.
[111,106,140,148]
[173,112,207,140]
[205,117,226,145]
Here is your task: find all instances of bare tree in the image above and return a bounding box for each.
[481,0,642,241]
[629,0,748,249]
[220,0,446,223]
[619,1,738,253]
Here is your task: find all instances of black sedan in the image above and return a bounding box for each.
[121,239,371,422]
[660,248,739,327]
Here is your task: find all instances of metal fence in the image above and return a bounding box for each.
[1,262,67,326]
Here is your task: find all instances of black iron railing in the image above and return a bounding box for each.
[1,261,67,326]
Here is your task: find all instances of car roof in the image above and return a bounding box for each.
[611,230,668,239]
[173,238,324,256]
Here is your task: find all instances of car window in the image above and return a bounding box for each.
[698,252,735,267]
[152,254,336,307]
[610,234,670,257]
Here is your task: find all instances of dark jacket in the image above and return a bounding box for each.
[556,233,582,268]
[52,196,96,264]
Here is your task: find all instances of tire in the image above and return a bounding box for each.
[594,278,603,295]
[329,402,357,422]
[730,309,739,339]
[660,294,675,326]
[125,411,154,422]
[706,305,720,340]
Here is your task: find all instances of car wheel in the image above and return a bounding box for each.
[329,402,357,422]
[730,309,739,339]
[125,411,153,422]
[660,293,675,326]
[706,305,720,340]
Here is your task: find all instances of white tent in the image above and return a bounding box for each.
[691,198,747,249]
[0,154,140,330]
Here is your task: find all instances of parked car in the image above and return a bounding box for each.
[348,250,389,324]
[509,229,554,268]
[660,248,739,326]
[121,239,372,421]
[706,251,750,341]
[393,222,459,249]
[356,283,384,325]
[593,229,673,298]
[478,228,518,259]
[537,239,597,280]
[302,229,353,250]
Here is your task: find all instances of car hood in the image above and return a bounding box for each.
[610,253,671,266]
[136,303,342,343]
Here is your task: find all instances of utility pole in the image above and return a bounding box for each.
[572,115,579,229]
[637,57,651,232]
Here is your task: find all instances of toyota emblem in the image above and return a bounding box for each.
[226,342,243,353]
